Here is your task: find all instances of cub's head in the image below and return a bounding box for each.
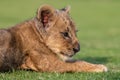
[36,5,80,61]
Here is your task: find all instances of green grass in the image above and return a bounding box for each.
[0,0,120,80]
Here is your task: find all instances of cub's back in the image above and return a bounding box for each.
[0,29,11,49]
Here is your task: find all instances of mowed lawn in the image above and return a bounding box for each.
[0,0,120,80]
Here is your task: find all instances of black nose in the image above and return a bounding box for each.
[73,44,80,53]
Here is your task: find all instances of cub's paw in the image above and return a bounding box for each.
[94,64,108,72]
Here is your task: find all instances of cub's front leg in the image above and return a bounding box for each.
[49,60,108,73]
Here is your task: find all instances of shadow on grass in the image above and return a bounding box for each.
[80,56,110,64]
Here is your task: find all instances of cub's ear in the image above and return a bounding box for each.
[36,5,55,27]
[61,6,71,14]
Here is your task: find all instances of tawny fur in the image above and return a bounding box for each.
[0,5,107,72]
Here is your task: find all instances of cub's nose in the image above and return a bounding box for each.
[73,43,80,53]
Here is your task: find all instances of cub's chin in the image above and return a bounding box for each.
[56,52,76,62]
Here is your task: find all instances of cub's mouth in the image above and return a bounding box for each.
[60,52,75,57]
[58,45,80,62]
[60,46,80,58]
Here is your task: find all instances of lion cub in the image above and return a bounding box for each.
[0,5,107,72]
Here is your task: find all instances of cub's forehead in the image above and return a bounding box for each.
[56,10,74,27]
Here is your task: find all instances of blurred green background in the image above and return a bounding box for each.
[0,0,120,80]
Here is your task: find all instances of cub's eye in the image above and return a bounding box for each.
[63,32,69,37]
[61,32,69,38]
